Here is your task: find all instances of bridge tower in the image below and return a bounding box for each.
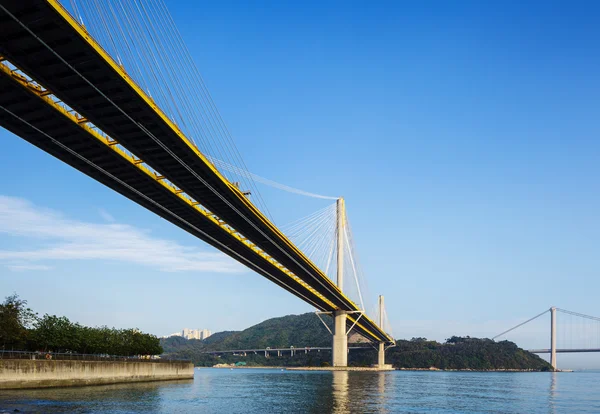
[550,306,557,370]
[378,295,386,368]
[332,197,348,367]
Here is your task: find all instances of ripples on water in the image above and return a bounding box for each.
[1,369,600,413]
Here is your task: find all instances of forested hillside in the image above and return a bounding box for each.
[161,313,552,371]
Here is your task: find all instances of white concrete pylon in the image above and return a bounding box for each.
[378,295,385,368]
[332,197,348,367]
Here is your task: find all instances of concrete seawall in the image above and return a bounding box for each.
[0,359,194,389]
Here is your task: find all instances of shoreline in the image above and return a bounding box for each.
[397,367,558,372]
[202,366,285,370]
[203,365,555,372]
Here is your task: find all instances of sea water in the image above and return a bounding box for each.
[1,368,599,413]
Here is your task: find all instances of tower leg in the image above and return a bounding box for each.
[332,311,348,367]
[377,295,386,369]
[378,342,385,368]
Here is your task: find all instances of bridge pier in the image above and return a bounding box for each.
[378,342,385,368]
[332,198,349,367]
[377,296,386,368]
[332,311,348,367]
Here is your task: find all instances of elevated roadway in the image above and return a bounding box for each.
[0,0,393,344]
[205,347,371,355]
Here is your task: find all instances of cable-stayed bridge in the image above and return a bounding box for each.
[494,307,600,371]
[0,0,394,367]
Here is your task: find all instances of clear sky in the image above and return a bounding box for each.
[1,0,599,368]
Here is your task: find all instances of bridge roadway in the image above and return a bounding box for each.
[205,347,371,355]
[529,349,600,354]
[0,0,393,345]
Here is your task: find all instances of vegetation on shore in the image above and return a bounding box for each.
[0,294,162,356]
[161,313,552,371]
[2,294,551,371]
[388,336,551,370]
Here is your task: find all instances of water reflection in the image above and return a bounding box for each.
[1,369,599,413]
[377,371,387,409]
[549,372,558,414]
[331,371,395,413]
[332,371,349,413]
[0,379,192,413]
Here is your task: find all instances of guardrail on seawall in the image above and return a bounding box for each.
[0,350,189,363]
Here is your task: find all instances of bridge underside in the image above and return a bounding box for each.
[0,64,334,313]
[0,0,393,345]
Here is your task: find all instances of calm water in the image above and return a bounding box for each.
[1,368,600,413]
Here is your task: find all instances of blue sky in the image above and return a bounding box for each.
[1,0,599,367]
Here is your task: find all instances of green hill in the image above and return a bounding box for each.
[161,313,333,354]
[161,313,552,371]
[206,313,332,350]
[389,337,552,370]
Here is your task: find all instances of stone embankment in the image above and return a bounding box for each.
[0,359,194,389]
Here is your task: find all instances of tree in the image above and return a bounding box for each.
[31,314,78,352]
[0,293,37,349]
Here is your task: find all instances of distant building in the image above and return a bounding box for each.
[160,331,183,339]
[162,328,213,340]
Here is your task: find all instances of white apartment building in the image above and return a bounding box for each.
[161,329,212,340]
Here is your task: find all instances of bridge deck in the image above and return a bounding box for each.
[0,62,336,313]
[0,0,392,343]
[205,347,371,354]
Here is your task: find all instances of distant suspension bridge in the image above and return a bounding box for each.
[494,307,600,370]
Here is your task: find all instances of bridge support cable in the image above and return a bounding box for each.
[207,157,338,201]
[491,309,550,341]
[376,296,395,342]
[557,308,600,322]
[71,0,271,217]
[343,216,371,314]
[281,202,373,320]
[556,308,600,355]
[282,203,338,280]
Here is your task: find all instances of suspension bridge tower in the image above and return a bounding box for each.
[550,306,557,370]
